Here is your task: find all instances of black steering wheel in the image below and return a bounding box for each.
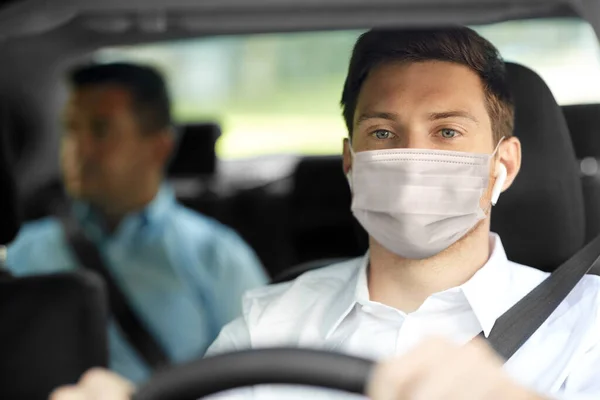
[134,348,375,400]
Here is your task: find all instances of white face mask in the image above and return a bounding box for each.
[347,140,506,259]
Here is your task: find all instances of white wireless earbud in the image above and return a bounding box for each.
[491,163,507,206]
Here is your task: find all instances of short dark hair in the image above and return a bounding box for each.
[341,27,514,144]
[68,62,172,134]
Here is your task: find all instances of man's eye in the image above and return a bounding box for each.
[373,130,394,140]
[91,121,109,139]
[440,129,459,139]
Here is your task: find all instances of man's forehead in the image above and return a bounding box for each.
[355,60,488,119]
[66,84,133,115]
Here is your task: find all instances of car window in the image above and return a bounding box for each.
[95,18,600,159]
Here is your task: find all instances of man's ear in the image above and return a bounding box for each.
[153,128,176,167]
[496,136,521,192]
[343,137,352,174]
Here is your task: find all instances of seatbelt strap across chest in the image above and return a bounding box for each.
[481,234,600,361]
[59,214,170,370]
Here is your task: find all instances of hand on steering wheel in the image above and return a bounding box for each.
[367,336,544,400]
[50,368,134,400]
[49,336,545,400]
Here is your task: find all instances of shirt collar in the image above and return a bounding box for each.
[322,253,369,339]
[460,233,512,337]
[73,184,176,240]
[323,233,513,339]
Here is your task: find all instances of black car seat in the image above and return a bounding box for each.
[0,115,19,245]
[168,122,292,277]
[563,104,600,159]
[20,176,66,221]
[167,122,222,219]
[0,271,108,399]
[490,63,585,271]
[276,62,586,282]
[289,155,368,266]
[0,125,108,398]
[562,104,600,242]
[220,177,294,278]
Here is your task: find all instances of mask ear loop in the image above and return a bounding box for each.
[487,136,507,209]
[346,139,355,191]
[491,136,506,157]
[348,139,356,158]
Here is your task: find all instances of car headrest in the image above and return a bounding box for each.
[167,123,222,177]
[562,103,600,159]
[0,130,19,245]
[292,155,351,213]
[491,63,586,272]
[291,155,368,263]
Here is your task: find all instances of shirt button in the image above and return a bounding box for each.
[362,305,373,313]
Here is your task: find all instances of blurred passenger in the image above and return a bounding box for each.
[6,62,268,383]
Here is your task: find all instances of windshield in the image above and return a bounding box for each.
[95,18,600,160]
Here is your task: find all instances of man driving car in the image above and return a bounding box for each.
[50,27,600,400]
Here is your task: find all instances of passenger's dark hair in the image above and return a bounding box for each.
[68,62,171,134]
[341,27,514,144]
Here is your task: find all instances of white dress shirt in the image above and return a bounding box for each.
[205,234,600,399]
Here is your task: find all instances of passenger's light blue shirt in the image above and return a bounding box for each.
[6,185,269,383]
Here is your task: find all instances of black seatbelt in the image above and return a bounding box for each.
[59,214,170,370]
[483,234,600,361]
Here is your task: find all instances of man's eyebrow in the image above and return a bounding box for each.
[428,110,479,124]
[356,111,399,125]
